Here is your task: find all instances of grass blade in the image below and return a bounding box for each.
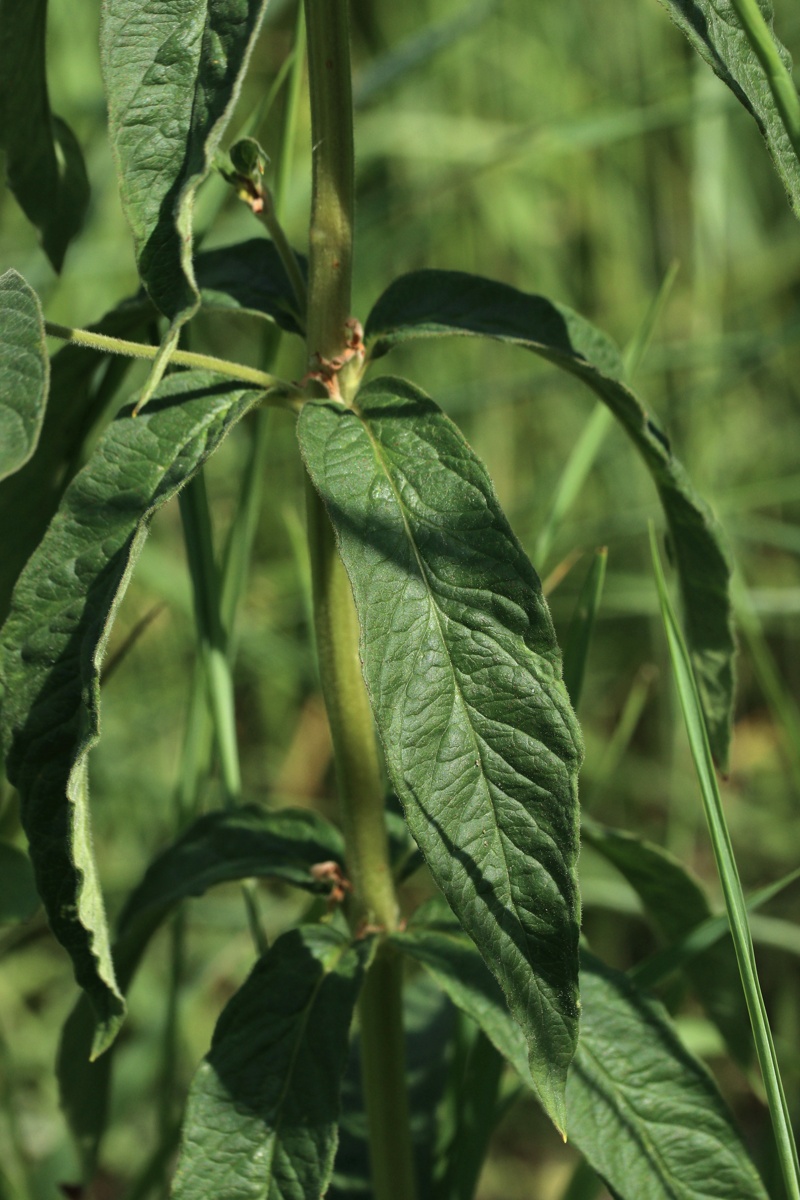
[649,524,800,1200]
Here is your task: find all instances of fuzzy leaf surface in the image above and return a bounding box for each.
[366,269,735,768]
[396,925,767,1200]
[172,925,366,1200]
[299,378,582,1131]
[0,271,49,482]
[656,0,800,216]
[0,372,261,1050]
[583,816,751,1066]
[0,2,89,270]
[101,0,270,319]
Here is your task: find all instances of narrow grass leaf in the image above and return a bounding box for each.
[0,372,262,1052]
[58,804,344,1171]
[395,926,768,1200]
[657,0,800,215]
[299,378,582,1132]
[650,528,800,1199]
[101,0,270,320]
[0,3,89,270]
[365,270,735,768]
[562,548,607,710]
[0,271,49,482]
[583,815,751,1065]
[172,925,366,1200]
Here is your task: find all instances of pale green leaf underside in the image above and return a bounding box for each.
[58,805,345,1165]
[101,0,270,319]
[172,925,366,1200]
[656,0,800,216]
[0,372,262,1050]
[365,269,735,769]
[299,378,582,1131]
[0,270,49,482]
[396,925,767,1200]
[0,2,89,271]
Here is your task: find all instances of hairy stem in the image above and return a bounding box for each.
[303,4,416,1198]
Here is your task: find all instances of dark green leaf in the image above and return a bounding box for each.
[0,372,262,1051]
[58,804,345,1172]
[569,952,768,1200]
[365,270,735,768]
[0,842,39,924]
[0,271,49,482]
[195,238,307,335]
[656,0,800,216]
[101,0,270,320]
[395,927,768,1200]
[0,2,89,270]
[172,924,366,1200]
[299,378,582,1132]
[0,296,151,624]
[583,816,752,1066]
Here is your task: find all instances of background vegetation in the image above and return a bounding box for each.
[1,0,800,1196]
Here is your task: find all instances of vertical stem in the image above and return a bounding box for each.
[302,5,416,1198]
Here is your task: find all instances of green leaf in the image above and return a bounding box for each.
[395,926,768,1200]
[0,295,151,624]
[365,270,735,769]
[0,3,90,270]
[0,271,49,482]
[0,371,262,1051]
[195,238,307,335]
[0,842,39,924]
[101,0,271,320]
[656,0,800,216]
[569,952,769,1200]
[58,804,345,1173]
[299,377,582,1132]
[562,547,607,710]
[172,924,366,1200]
[582,815,751,1066]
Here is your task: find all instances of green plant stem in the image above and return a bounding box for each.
[304,0,355,362]
[728,0,800,158]
[303,5,415,1198]
[44,321,297,399]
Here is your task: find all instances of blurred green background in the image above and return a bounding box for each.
[1,1,800,1197]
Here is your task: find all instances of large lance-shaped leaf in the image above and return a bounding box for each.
[394,925,768,1200]
[172,924,367,1200]
[299,378,582,1131]
[0,271,49,482]
[0,371,262,1051]
[101,0,270,320]
[59,805,346,1172]
[583,816,751,1066]
[0,1,89,270]
[656,0,800,216]
[365,269,735,768]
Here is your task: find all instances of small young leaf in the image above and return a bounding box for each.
[0,271,49,483]
[0,372,262,1051]
[657,0,800,216]
[101,0,271,321]
[172,925,367,1200]
[58,804,345,1172]
[583,816,752,1066]
[394,926,769,1200]
[365,270,735,768]
[0,3,90,270]
[299,378,582,1132]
